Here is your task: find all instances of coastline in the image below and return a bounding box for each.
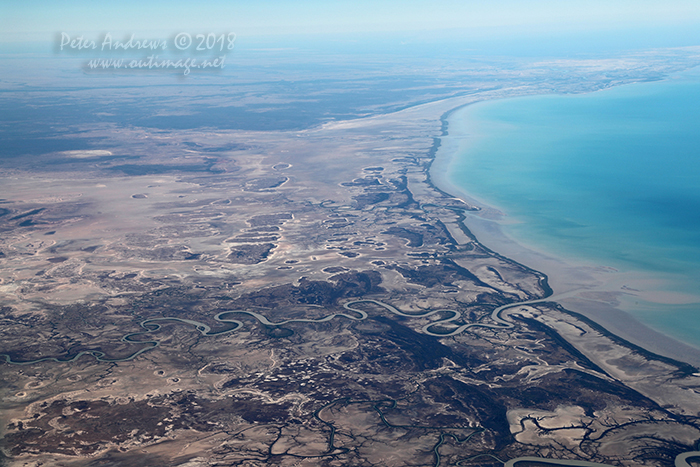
[427,99,700,368]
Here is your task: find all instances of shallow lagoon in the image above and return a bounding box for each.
[440,69,700,349]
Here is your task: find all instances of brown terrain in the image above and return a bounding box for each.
[2,53,700,467]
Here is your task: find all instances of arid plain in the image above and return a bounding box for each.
[2,50,700,466]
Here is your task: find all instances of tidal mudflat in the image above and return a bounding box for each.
[432,68,700,363]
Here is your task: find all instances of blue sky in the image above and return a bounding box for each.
[3,0,700,38]
[2,0,700,56]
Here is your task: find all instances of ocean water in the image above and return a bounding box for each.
[442,70,700,348]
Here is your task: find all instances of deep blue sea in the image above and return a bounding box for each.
[443,69,700,348]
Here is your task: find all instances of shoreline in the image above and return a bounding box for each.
[426,98,700,368]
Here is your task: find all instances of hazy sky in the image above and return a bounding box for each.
[3,0,700,43]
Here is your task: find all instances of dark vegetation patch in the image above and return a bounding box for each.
[341,177,382,187]
[266,326,294,338]
[10,208,45,220]
[137,245,202,262]
[383,222,451,248]
[232,270,383,308]
[47,257,68,263]
[3,392,292,457]
[353,192,390,208]
[227,243,276,264]
[389,260,490,289]
[518,317,607,374]
[323,266,348,274]
[382,226,424,247]
[374,316,469,371]
[496,369,661,418]
[18,219,41,226]
[428,376,511,449]
[244,176,288,191]
[181,141,248,152]
[3,399,173,456]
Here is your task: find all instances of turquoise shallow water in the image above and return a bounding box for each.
[444,71,700,348]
